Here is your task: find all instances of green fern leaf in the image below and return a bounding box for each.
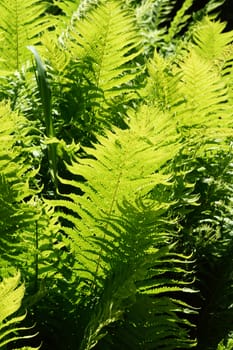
[61,0,141,117]
[193,18,233,62]
[165,0,194,44]
[0,0,53,72]
[56,104,179,287]
[51,102,197,349]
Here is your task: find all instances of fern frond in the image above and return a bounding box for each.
[0,0,53,72]
[54,0,99,26]
[217,333,233,350]
[56,104,178,285]
[0,272,37,349]
[104,294,196,350]
[193,18,233,62]
[60,0,141,123]
[165,0,194,44]
[51,102,197,349]
[129,0,177,54]
[0,101,63,299]
[178,51,228,119]
[142,50,183,111]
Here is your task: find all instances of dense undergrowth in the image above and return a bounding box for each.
[0,0,232,349]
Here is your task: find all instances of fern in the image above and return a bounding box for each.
[40,0,142,147]
[193,18,233,62]
[50,102,197,349]
[126,0,177,54]
[0,0,52,72]
[0,272,38,349]
[217,334,233,350]
[0,100,64,301]
[165,0,194,45]
[0,1,232,348]
[140,16,233,350]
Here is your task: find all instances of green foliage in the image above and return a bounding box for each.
[53,103,196,349]
[0,0,52,72]
[0,0,232,349]
[0,272,38,349]
[39,0,142,149]
[217,334,233,350]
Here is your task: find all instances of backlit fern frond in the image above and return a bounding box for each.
[52,103,196,349]
[70,0,141,99]
[44,0,142,140]
[193,18,233,62]
[141,50,183,111]
[56,104,178,285]
[0,0,53,72]
[177,51,229,128]
[144,27,232,147]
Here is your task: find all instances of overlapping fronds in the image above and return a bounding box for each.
[106,294,196,350]
[143,28,232,148]
[142,50,183,110]
[0,101,38,196]
[0,101,38,262]
[0,1,232,348]
[57,0,141,125]
[54,0,99,27]
[127,0,176,53]
[0,101,63,296]
[142,16,233,350]
[176,52,229,130]
[192,18,233,106]
[35,0,143,148]
[69,0,140,98]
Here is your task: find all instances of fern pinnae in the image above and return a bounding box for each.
[54,102,196,349]
[64,0,142,118]
[0,0,53,72]
[165,0,194,45]
[90,165,124,293]
[193,18,233,62]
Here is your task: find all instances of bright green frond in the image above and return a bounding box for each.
[0,272,24,323]
[55,103,179,286]
[52,101,196,348]
[0,101,62,292]
[0,0,52,71]
[193,18,233,62]
[165,0,194,44]
[66,0,141,107]
[175,50,232,144]
[217,334,233,350]
[142,50,183,111]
